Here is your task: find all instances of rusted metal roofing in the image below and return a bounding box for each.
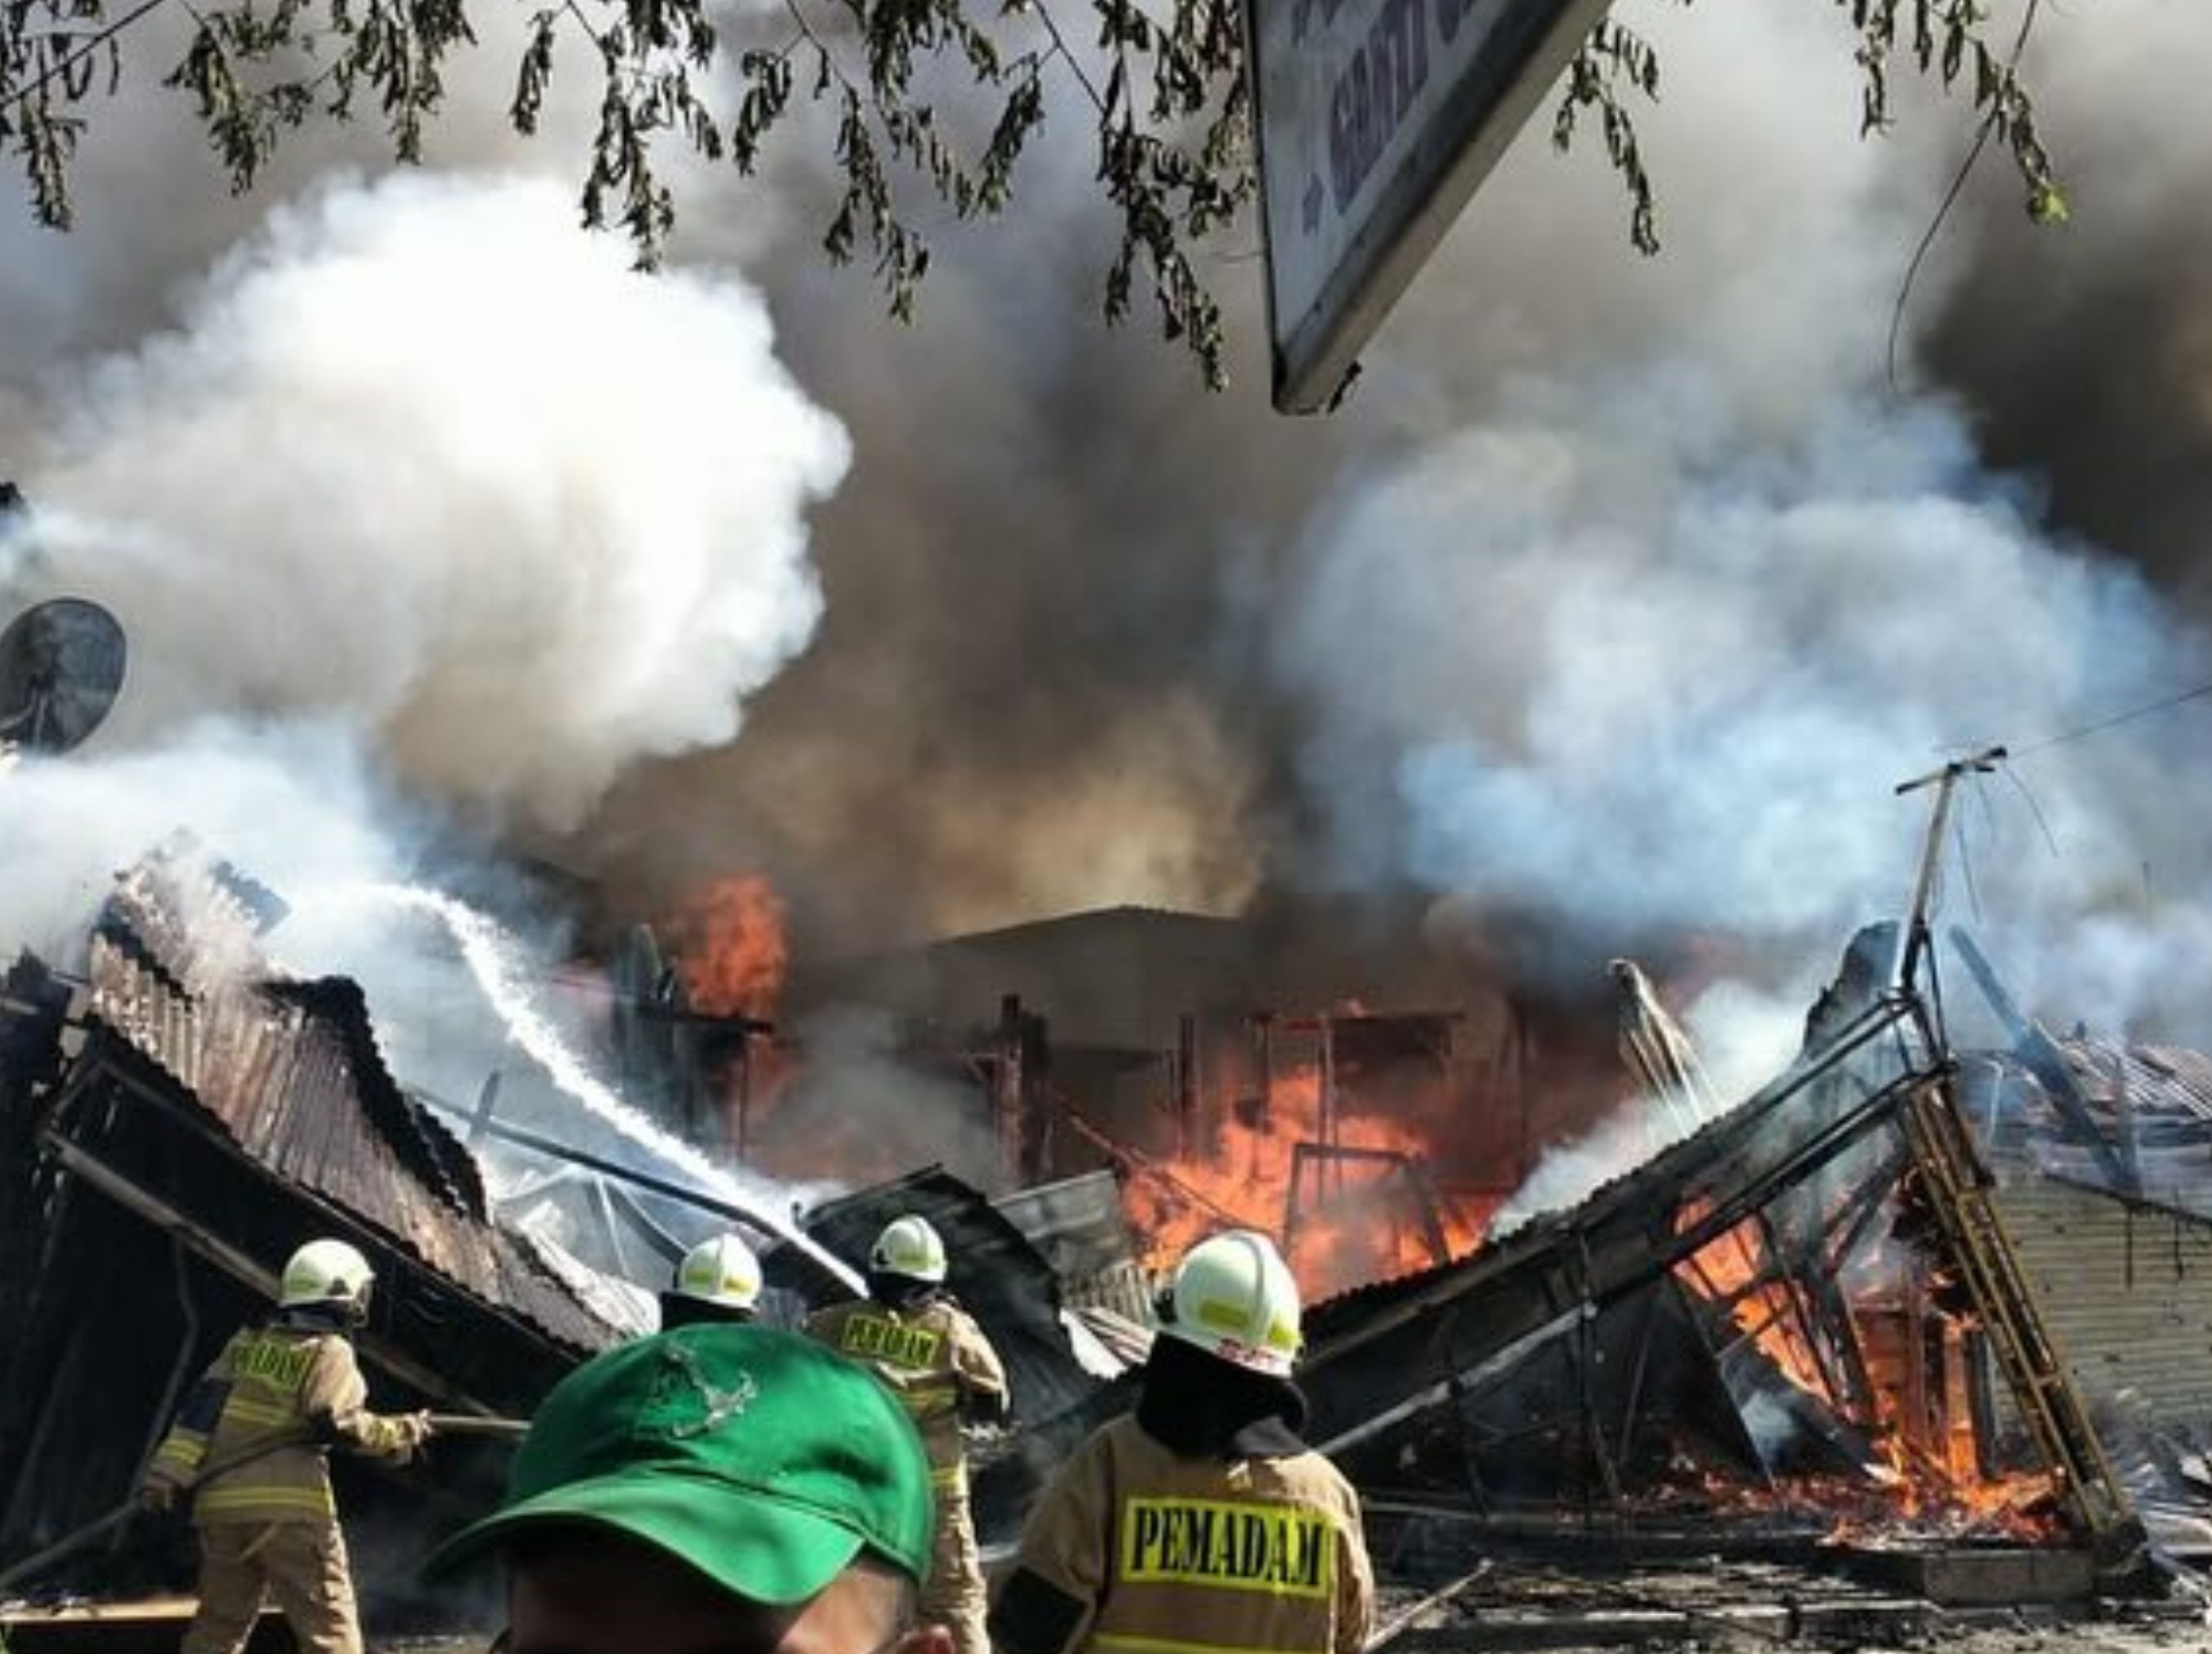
[81,851,618,1354]
[1962,1034,2212,1221]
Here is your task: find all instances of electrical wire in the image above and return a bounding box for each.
[1999,759,2062,860]
[1884,0,2047,394]
[2008,675,2212,759]
[3,0,176,113]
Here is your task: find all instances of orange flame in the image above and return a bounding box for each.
[675,876,788,1021]
[1121,1062,1489,1299]
[1673,1201,2060,1539]
[1674,1209,1833,1397]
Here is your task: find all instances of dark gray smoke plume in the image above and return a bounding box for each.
[1926,7,2212,609]
[583,0,2212,1069]
[2,0,2211,1112]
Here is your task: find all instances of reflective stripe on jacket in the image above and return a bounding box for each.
[807,1296,1008,1478]
[1001,1415,1374,1654]
[147,1325,415,1527]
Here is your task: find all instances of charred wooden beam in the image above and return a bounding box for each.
[37,1131,495,1413]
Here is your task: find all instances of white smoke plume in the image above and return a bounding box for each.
[0,169,852,1249]
[0,721,416,962]
[1273,0,2212,1089]
[1489,1098,1699,1238]
[10,170,847,834]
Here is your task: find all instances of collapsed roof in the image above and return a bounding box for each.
[0,846,630,1592]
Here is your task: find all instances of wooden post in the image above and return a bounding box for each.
[1319,1014,1339,1198]
[466,1068,504,1147]
[1176,1013,1199,1163]
[732,1030,752,1165]
[996,995,1025,1188]
[1251,1013,1275,1134]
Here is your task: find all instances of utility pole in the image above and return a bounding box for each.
[1891,745,2006,994]
[1889,745,2146,1577]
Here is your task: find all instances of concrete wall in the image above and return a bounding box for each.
[1990,1175,2212,1433]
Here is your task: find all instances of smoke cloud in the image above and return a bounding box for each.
[1256,0,2212,1076]
[0,168,854,1242]
[1926,3,2212,609]
[579,0,2212,1043]
[7,0,2212,1110]
[12,171,846,834]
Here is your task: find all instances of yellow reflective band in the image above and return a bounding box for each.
[1119,1499,1334,1599]
[152,1433,209,1475]
[838,1314,944,1370]
[1191,1302,1297,1353]
[929,1464,968,1489]
[195,1485,335,1517]
[222,1397,296,1428]
[1096,1634,1321,1654]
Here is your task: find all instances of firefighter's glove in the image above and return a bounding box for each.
[139,1476,179,1515]
[393,1411,437,1463]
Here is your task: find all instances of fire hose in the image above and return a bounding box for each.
[0,1413,527,1596]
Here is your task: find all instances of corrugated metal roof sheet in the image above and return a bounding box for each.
[1962,1033,2212,1221]
[83,851,619,1354]
[992,1169,1138,1280]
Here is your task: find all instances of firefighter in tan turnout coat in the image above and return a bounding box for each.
[988,1230,1374,1654]
[807,1214,1009,1654]
[143,1238,434,1654]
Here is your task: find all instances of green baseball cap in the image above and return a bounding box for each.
[429,1326,934,1603]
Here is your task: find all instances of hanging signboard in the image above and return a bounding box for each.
[1250,0,1614,412]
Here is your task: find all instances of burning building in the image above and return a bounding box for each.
[5,816,2212,1642]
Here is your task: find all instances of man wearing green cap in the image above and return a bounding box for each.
[431,1326,955,1654]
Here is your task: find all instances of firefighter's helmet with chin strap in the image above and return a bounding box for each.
[870,1215,948,1285]
[670,1233,764,1313]
[279,1238,376,1323]
[1159,1230,1303,1378]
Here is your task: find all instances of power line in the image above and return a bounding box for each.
[1884,0,2047,393]
[2009,675,2212,759]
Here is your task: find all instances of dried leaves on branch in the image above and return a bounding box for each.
[1,0,2060,387]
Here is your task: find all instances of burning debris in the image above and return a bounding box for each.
[6,800,2212,1634]
[962,884,2172,1591]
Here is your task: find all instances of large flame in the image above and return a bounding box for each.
[1120,1060,1491,1299]
[676,875,789,1020]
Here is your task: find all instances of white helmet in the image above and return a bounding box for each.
[1159,1230,1303,1378]
[869,1215,948,1284]
[669,1234,763,1313]
[279,1238,376,1320]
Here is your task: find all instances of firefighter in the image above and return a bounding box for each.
[658,1234,764,1330]
[987,1230,1374,1654]
[142,1238,435,1654]
[807,1215,1009,1654]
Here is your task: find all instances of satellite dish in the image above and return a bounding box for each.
[0,597,127,757]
